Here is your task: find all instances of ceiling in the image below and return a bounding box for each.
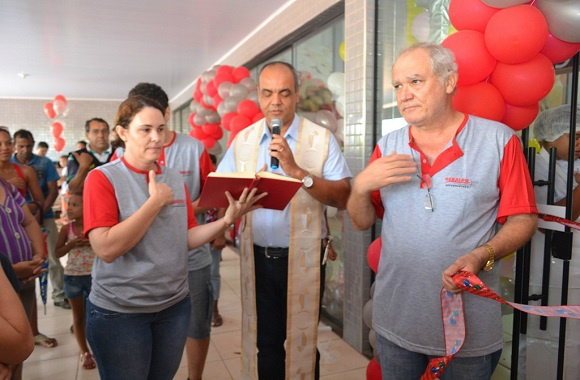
[0,0,290,101]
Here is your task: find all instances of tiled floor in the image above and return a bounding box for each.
[25,247,369,379]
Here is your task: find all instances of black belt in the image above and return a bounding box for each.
[253,244,289,259]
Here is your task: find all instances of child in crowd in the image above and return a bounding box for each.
[55,190,96,370]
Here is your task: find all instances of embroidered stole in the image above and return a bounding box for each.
[234,117,329,380]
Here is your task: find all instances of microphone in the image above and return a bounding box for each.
[270,118,282,169]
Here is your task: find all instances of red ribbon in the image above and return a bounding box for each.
[421,271,580,379]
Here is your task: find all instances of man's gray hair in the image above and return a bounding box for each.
[395,43,458,84]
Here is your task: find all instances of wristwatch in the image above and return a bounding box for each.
[302,174,314,188]
[482,244,495,272]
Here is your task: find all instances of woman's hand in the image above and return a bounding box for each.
[223,188,267,225]
[148,170,174,207]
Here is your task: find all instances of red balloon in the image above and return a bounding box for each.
[188,113,197,128]
[366,358,382,380]
[485,5,548,64]
[367,237,381,273]
[501,102,540,131]
[54,94,67,106]
[190,126,208,141]
[194,88,203,103]
[212,94,223,108]
[214,72,235,88]
[51,121,64,138]
[205,81,217,97]
[210,127,223,140]
[490,54,555,106]
[202,123,221,137]
[216,65,233,76]
[230,115,252,133]
[43,102,56,119]
[449,0,499,33]
[232,66,251,83]
[201,137,216,149]
[453,82,505,121]
[237,99,260,118]
[54,137,65,152]
[221,112,237,131]
[442,31,496,86]
[252,111,264,123]
[541,33,580,64]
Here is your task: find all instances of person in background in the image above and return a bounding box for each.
[35,142,49,157]
[76,141,87,150]
[0,172,45,380]
[58,155,70,222]
[83,95,264,380]
[55,190,96,370]
[127,82,216,380]
[11,130,67,310]
[347,43,537,380]
[217,61,352,380]
[67,119,113,193]
[207,154,225,328]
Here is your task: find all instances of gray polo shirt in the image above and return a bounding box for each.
[371,115,536,357]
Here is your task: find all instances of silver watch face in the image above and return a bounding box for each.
[302,175,314,188]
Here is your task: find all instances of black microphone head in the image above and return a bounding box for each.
[271,118,282,134]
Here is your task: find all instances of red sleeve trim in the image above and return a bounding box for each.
[84,170,119,237]
[198,149,214,190]
[369,145,385,219]
[497,135,538,224]
[185,185,197,229]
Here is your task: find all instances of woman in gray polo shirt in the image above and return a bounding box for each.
[83,95,263,380]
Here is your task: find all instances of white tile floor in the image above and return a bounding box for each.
[26,247,369,380]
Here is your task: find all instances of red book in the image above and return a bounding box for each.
[197,171,303,210]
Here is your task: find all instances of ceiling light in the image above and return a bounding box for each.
[17,72,29,79]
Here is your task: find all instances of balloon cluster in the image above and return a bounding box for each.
[188,65,263,153]
[298,71,345,145]
[42,94,68,152]
[365,237,382,380]
[445,0,580,131]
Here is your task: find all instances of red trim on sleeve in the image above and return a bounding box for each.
[198,149,214,190]
[497,135,538,224]
[83,170,119,237]
[185,185,197,229]
[369,145,385,219]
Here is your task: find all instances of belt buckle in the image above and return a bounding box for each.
[264,247,280,259]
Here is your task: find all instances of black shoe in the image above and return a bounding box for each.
[54,300,71,309]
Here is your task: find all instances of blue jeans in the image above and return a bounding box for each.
[187,265,213,339]
[210,247,222,300]
[376,334,501,380]
[86,296,191,380]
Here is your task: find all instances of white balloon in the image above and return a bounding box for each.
[369,329,377,350]
[217,101,228,117]
[240,77,257,91]
[315,110,337,133]
[363,299,373,329]
[218,82,233,99]
[208,142,223,155]
[335,95,345,117]
[411,11,430,43]
[326,206,337,218]
[326,72,345,95]
[206,111,220,124]
[246,91,259,103]
[193,114,205,127]
[197,107,211,118]
[225,96,243,113]
[230,84,248,98]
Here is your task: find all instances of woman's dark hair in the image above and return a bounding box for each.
[115,95,165,130]
[0,126,10,138]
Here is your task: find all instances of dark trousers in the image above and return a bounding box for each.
[254,244,326,380]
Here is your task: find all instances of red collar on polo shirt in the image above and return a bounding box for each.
[158,131,177,167]
[121,156,162,180]
[408,114,468,179]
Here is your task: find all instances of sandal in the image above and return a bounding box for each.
[34,333,58,348]
[211,313,223,327]
[80,352,96,370]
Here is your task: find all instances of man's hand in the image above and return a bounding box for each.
[7,177,25,190]
[0,363,13,380]
[442,247,488,293]
[72,151,93,170]
[353,153,417,194]
[212,235,226,250]
[268,134,301,178]
[148,170,174,207]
